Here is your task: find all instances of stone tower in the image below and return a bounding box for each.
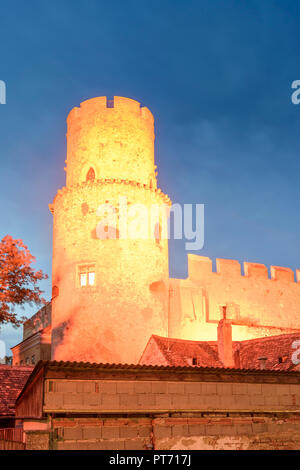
[49,96,171,364]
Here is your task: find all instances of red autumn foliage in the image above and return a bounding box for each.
[0,235,48,327]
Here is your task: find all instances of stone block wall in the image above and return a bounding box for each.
[43,379,300,413]
[47,414,300,450]
[52,417,153,450]
[153,415,300,450]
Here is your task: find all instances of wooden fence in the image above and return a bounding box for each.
[0,428,25,450]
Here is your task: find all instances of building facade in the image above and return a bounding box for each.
[12,303,51,366]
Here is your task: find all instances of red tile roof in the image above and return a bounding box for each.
[236,332,300,371]
[147,335,223,368]
[140,333,300,371]
[0,365,33,418]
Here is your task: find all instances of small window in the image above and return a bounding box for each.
[26,357,29,364]
[80,273,87,286]
[88,272,95,286]
[78,264,96,287]
[31,355,35,365]
[86,167,95,182]
[192,357,198,366]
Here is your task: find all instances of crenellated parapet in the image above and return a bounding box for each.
[188,255,299,283]
[67,96,154,127]
[65,96,157,188]
[183,254,300,335]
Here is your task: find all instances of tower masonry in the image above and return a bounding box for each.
[49,96,171,364]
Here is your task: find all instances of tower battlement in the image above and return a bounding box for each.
[65,96,156,188]
[67,96,154,124]
[188,254,300,283]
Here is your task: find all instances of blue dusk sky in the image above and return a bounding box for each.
[1,0,300,353]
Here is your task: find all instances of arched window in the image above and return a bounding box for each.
[86,167,95,182]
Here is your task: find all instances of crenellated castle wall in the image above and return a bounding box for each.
[169,255,300,342]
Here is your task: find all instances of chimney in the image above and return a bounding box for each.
[258,357,267,370]
[217,308,234,368]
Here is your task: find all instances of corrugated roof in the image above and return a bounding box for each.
[30,359,300,374]
[15,358,300,407]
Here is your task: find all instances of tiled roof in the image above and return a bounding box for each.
[0,365,33,417]
[149,335,223,368]
[142,333,300,371]
[236,332,300,371]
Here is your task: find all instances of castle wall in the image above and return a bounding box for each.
[47,95,300,362]
[169,255,300,342]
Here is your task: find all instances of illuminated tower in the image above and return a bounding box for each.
[49,96,171,364]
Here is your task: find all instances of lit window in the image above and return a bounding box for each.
[88,272,95,286]
[78,264,95,287]
[80,273,87,286]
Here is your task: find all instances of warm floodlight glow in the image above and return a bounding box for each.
[50,96,171,364]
